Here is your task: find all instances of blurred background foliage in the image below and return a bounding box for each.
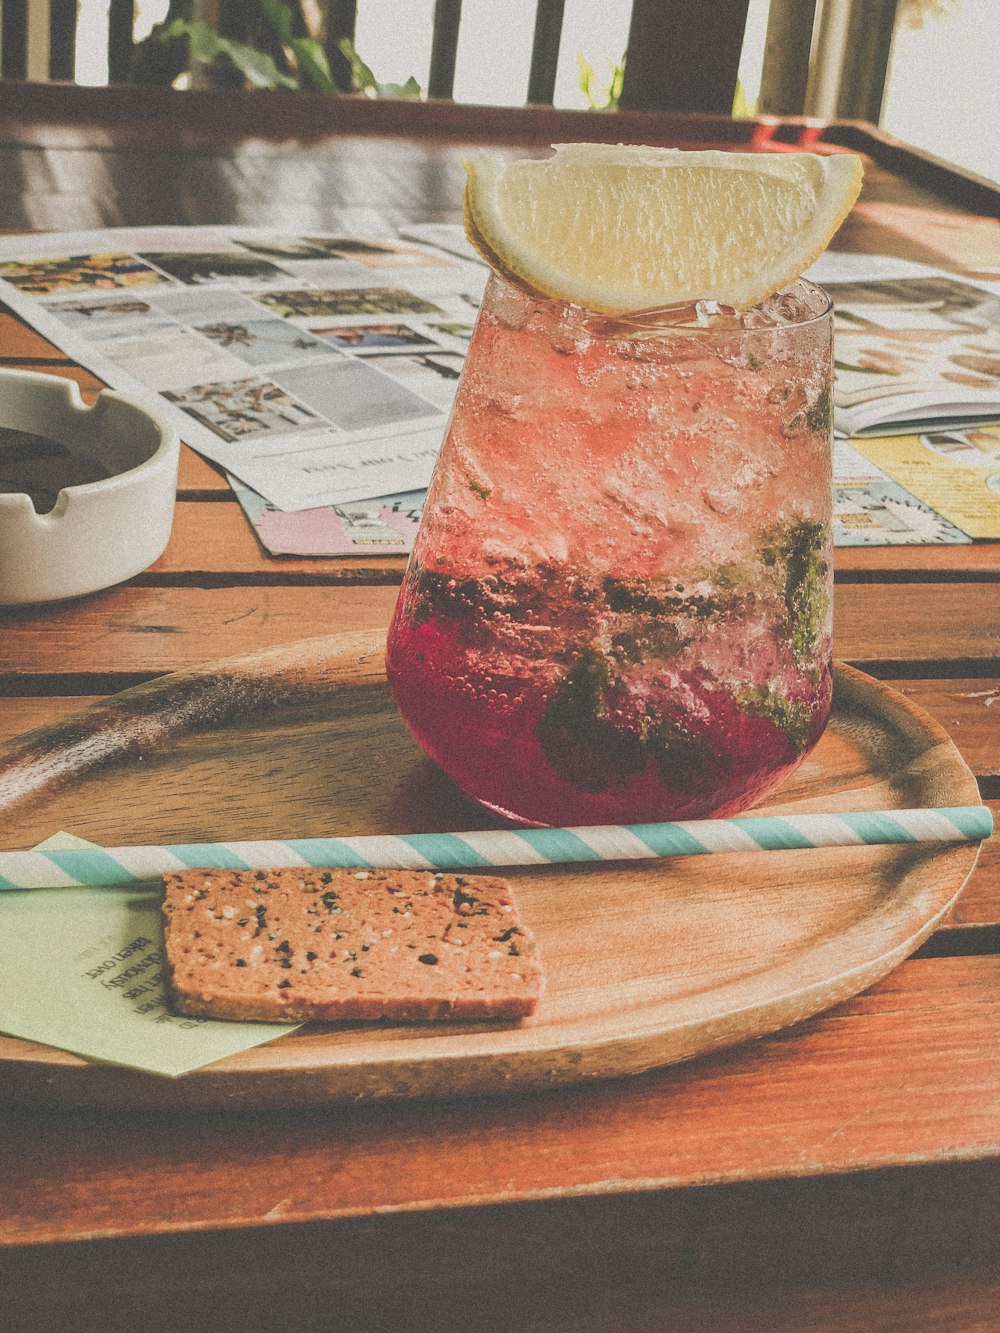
[132,0,419,95]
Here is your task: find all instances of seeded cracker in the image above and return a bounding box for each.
[162,868,544,1023]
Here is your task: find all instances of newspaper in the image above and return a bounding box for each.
[2,225,999,546]
[0,225,487,511]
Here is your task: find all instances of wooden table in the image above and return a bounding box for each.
[1,87,999,1332]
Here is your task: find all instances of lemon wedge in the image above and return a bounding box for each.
[463,143,863,314]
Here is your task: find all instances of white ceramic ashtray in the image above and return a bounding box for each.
[0,369,178,605]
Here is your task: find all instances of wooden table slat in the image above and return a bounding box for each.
[834,583,1000,669]
[3,1220,1000,1333]
[0,585,398,682]
[176,445,228,494]
[0,309,74,361]
[3,582,999,680]
[836,545,1000,578]
[1,953,997,1247]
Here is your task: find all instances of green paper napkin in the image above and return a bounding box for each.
[0,833,299,1077]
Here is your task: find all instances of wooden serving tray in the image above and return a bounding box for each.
[0,631,984,1109]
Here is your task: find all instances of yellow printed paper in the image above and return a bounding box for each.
[851,424,1000,539]
[0,833,298,1077]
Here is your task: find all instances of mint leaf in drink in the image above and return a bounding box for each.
[735,685,813,753]
[406,565,484,628]
[536,646,646,792]
[805,385,832,433]
[645,712,718,794]
[603,576,721,622]
[537,646,720,795]
[609,619,686,666]
[761,518,829,667]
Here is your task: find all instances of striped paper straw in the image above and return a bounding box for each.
[0,806,991,891]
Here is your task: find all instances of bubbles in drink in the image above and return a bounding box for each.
[386,274,834,825]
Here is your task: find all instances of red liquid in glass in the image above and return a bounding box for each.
[386,274,834,826]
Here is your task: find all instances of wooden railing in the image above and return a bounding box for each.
[0,0,762,114]
[0,0,895,123]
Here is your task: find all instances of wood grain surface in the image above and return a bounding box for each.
[1,953,997,1242]
[0,634,985,1109]
[2,1160,999,1333]
[3,581,997,684]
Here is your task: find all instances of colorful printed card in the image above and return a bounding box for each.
[833,440,971,545]
[848,424,1000,539]
[229,475,424,555]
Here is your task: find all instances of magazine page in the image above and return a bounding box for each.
[0,226,487,510]
[833,439,971,545]
[805,253,1000,438]
[848,424,1000,540]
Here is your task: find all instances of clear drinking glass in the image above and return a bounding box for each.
[386,271,834,827]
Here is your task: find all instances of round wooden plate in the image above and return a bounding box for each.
[0,631,985,1109]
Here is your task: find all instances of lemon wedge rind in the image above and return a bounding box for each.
[462,144,864,314]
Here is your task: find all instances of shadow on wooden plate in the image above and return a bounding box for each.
[0,630,985,1109]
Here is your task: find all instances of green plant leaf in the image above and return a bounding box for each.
[337,36,421,98]
[732,78,758,119]
[289,36,339,93]
[379,74,422,100]
[219,35,298,90]
[259,0,295,45]
[180,19,225,66]
[337,36,377,91]
[576,50,624,111]
[259,0,339,92]
[609,58,625,105]
[157,17,194,42]
[156,8,405,98]
[577,52,596,103]
[155,16,297,90]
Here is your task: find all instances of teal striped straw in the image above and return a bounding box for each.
[0,806,991,890]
